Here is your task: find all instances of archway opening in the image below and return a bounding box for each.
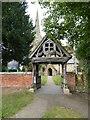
[48,68,52,76]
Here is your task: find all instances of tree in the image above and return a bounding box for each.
[40,2,90,84]
[2,2,35,71]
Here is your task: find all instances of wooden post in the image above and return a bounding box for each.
[36,64,41,89]
[32,63,36,87]
[62,63,70,94]
[36,64,39,76]
[63,64,67,88]
[62,64,67,89]
[61,64,64,88]
[58,64,60,75]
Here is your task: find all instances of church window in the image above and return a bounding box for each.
[44,41,54,52]
[50,47,53,51]
[50,43,53,47]
[45,47,48,51]
[45,43,49,47]
[50,43,54,51]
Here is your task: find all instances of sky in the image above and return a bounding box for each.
[26,0,67,45]
[26,0,45,37]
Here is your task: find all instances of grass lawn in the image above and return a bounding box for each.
[2,89,34,118]
[41,106,82,119]
[52,75,62,85]
[41,75,47,85]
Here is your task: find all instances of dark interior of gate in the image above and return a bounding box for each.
[29,37,72,89]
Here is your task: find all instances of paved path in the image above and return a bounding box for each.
[12,76,88,118]
[36,76,63,94]
[12,97,47,118]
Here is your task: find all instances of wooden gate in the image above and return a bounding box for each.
[36,76,41,89]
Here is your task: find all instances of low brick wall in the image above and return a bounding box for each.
[0,72,33,88]
[66,73,76,92]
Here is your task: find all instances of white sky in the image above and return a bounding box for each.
[26,0,45,37]
[26,0,67,45]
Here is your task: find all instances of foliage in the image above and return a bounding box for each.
[52,75,61,85]
[41,75,47,85]
[21,62,33,72]
[2,89,34,118]
[41,106,82,118]
[2,2,35,71]
[75,73,88,92]
[40,2,90,84]
[41,2,89,47]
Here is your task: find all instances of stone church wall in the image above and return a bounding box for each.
[67,64,75,72]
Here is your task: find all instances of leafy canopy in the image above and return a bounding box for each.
[40,2,90,83]
[40,2,89,60]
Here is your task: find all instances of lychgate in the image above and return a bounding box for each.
[29,37,72,94]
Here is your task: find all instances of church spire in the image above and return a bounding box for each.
[35,9,41,37]
[31,8,42,51]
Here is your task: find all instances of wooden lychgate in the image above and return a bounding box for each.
[29,37,72,93]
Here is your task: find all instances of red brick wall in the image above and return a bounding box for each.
[0,72,33,88]
[66,73,76,92]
